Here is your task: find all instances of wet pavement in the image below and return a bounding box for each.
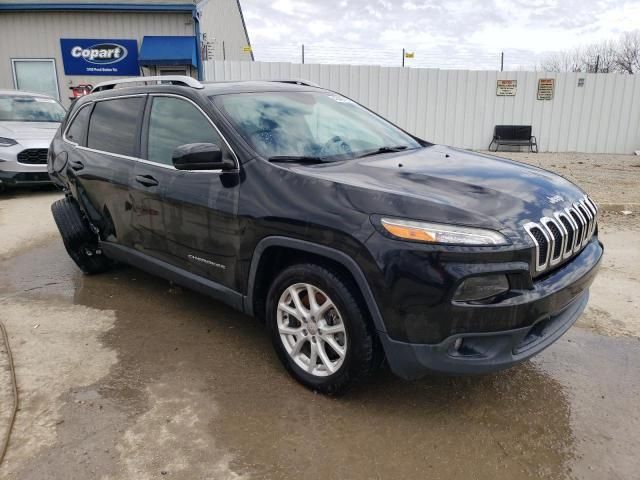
[1,193,639,479]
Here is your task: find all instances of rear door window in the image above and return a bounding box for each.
[87,97,145,157]
[65,104,92,146]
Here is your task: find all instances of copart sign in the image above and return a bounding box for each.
[60,39,139,76]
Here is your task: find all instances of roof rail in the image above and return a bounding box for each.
[91,75,204,93]
[268,79,321,88]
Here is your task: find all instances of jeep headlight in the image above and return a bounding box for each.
[380,218,508,246]
[0,137,18,147]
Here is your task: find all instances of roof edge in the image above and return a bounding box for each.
[235,0,254,61]
[0,3,196,12]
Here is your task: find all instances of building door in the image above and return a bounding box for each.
[11,59,60,100]
[158,66,190,76]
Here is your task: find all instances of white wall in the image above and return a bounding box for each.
[0,11,194,106]
[205,60,640,154]
[198,0,253,62]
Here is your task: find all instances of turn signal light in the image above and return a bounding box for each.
[381,222,436,242]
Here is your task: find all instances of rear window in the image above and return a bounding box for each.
[65,104,92,146]
[87,97,144,157]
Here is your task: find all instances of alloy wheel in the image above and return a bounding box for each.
[276,283,348,376]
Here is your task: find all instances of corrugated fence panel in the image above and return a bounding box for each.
[204,60,640,154]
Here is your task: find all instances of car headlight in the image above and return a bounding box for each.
[0,137,18,147]
[380,218,509,246]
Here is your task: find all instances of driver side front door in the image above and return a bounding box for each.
[139,94,242,290]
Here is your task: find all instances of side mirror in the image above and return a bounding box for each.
[172,143,235,171]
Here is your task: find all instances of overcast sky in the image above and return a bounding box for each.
[240,0,640,70]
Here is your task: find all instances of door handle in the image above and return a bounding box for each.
[69,159,84,171]
[135,174,159,187]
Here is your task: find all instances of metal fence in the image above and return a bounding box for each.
[239,43,539,71]
[205,60,640,154]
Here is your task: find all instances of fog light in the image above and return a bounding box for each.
[453,274,509,302]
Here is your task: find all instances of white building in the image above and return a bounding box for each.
[0,0,253,105]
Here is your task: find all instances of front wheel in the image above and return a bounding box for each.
[266,263,381,394]
[51,197,111,275]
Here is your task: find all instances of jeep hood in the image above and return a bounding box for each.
[290,145,587,236]
[0,121,60,142]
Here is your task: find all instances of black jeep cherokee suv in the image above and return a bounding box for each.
[48,76,603,394]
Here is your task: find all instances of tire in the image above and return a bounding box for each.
[51,197,111,275]
[266,263,382,395]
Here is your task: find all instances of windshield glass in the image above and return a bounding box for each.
[213,91,422,160]
[0,95,66,122]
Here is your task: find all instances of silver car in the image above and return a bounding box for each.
[0,90,66,190]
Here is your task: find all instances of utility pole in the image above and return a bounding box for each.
[500,51,504,72]
[222,41,226,61]
[402,48,405,68]
[302,44,305,64]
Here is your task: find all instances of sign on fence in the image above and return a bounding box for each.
[537,78,555,100]
[496,80,517,96]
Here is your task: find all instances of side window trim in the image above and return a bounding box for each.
[62,102,94,147]
[142,93,239,172]
[134,95,148,160]
[140,93,153,162]
[63,92,239,173]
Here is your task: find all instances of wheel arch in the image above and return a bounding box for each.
[245,236,387,334]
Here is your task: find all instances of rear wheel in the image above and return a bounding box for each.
[266,263,381,394]
[51,197,111,275]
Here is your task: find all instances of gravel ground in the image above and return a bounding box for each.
[0,179,639,479]
[486,151,640,206]
[579,211,640,337]
[0,188,60,260]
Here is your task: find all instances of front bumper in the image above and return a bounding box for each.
[0,136,53,187]
[375,238,603,379]
[381,290,588,379]
[0,169,51,187]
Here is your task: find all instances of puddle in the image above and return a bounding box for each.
[1,239,639,479]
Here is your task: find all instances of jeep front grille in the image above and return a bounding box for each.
[17,148,48,165]
[524,195,598,273]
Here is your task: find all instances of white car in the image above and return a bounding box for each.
[0,90,66,190]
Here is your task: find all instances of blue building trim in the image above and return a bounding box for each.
[0,3,195,12]
[193,9,203,80]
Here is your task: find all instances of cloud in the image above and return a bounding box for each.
[240,0,640,69]
[308,20,332,36]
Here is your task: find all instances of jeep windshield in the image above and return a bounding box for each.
[213,91,423,162]
[0,95,66,123]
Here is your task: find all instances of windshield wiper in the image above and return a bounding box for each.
[356,145,410,159]
[268,155,327,164]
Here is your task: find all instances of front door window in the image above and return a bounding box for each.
[146,96,231,165]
